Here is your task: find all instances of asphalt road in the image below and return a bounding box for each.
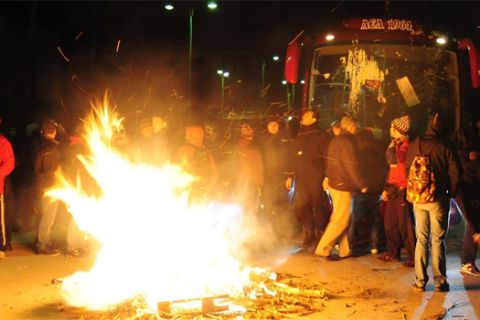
[0,222,478,320]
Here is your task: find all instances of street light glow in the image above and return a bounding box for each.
[207,1,218,10]
[164,3,174,10]
[282,80,287,85]
[223,72,230,78]
[217,69,224,75]
[272,55,280,61]
[436,37,447,45]
[300,80,305,84]
[325,33,335,41]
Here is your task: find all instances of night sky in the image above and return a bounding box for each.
[0,1,479,128]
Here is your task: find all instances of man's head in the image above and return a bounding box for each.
[239,123,254,141]
[390,115,411,140]
[300,110,317,127]
[330,120,341,136]
[139,118,153,138]
[185,126,205,148]
[340,116,358,134]
[267,120,279,135]
[41,119,59,139]
[152,114,167,134]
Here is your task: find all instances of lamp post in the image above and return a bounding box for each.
[164,1,218,106]
[217,69,229,113]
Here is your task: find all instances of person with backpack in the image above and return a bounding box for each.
[406,112,460,292]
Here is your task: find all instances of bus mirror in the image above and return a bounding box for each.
[458,38,480,89]
[285,31,304,84]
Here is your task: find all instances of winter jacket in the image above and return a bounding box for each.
[0,134,15,193]
[405,117,460,198]
[326,132,367,192]
[289,124,330,187]
[386,139,409,188]
[356,129,387,195]
[34,136,61,190]
[451,125,480,185]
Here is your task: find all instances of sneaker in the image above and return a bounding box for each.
[411,282,425,292]
[434,282,450,292]
[460,263,480,277]
[0,251,5,259]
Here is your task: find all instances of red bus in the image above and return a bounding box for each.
[284,18,480,134]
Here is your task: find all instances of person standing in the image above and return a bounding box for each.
[173,125,218,201]
[377,115,416,267]
[286,110,330,249]
[34,119,62,255]
[260,116,292,239]
[0,124,15,259]
[406,112,460,292]
[451,118,480,276]
[350,127,386,256]
[315,116,368,259]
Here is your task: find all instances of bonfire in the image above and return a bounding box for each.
[47,97,328,319]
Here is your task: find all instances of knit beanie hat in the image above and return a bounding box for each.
[238,123,254,140]
[391,115,411,136]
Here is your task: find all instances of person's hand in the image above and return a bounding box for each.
[360,187,368,194]
[285,177,292,190]
[381,190,388,201]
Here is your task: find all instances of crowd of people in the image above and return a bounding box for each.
[0,108,479,293]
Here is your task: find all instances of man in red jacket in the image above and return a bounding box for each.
[0,120,15,259]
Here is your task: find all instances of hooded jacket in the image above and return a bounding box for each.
[405,115,460,198]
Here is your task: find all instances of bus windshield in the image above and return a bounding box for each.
[310,44,459,129]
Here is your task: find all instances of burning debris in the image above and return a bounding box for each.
[60,270,330,319]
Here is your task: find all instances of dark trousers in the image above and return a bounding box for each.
[384,188,416,261]
[456,184,480,265]
[295,182,330,236]
[350,194,381,250]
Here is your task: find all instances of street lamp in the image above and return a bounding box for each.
[165,2,218,107]
[207,1,218,10]
[261,54,281,92]
[217,69,230,113]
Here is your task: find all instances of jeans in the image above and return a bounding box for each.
[413,195,450,286]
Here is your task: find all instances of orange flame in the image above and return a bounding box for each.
[47,98,255,313]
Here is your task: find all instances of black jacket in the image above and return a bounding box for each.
[326,132,367,192]
[405,117,461,198]
[289,124,330,186]
[34,136,61,190]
